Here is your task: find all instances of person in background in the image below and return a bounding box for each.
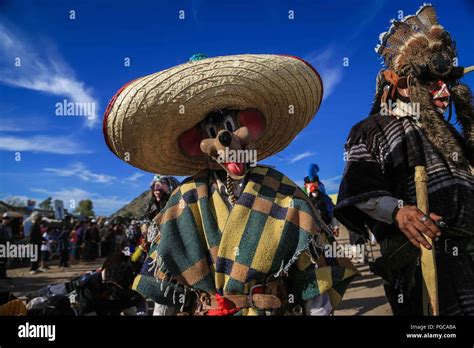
[139,222,148,246]
[75,252,147,316]
[138,175,182,315]
[69,223,79,261]
[132,175,180,273]
[114,224,128,253]
[0,213,13,279]
[126,220,141,251]
[144,175,180,221]
[40,227,53,271]
[142,175,180,251]
[82,220,93,261]
[57,226,70,268]
[304,170,339,237]
[22,214,33,240]
[29,212,42,274]
[99,221,114,258]
[89,219,100,260]
[74,221,85,261]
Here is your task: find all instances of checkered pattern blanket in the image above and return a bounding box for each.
[133,166,357,315]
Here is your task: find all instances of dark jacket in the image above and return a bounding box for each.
[29,222,42,245]
[76,272,144,316]
[0,223,12,244]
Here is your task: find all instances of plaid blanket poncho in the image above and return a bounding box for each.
[133,166,357,315]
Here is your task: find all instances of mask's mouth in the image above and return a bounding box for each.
[429,80,450,112]
[222,162,246,177]
[201,127,253,180]
[433,97,449,110]
[153,189,166,202]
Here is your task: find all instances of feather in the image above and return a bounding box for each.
[391,22,416,44]
[386,34,404,50]
[426,25,445,42]
[416,4,438,28]
[308,163,320,178]
[404,15,428,34]
[379,46,399,69]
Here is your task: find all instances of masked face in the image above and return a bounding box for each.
[427,80,451,113]
[178,108,266,180]
[393,76,451,114]
[152,181,170,202]
[304,182,318,194]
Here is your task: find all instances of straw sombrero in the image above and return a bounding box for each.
[103,54,323,175]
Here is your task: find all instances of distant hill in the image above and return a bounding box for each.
[113,190,150,218]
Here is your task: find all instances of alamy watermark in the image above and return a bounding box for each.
[216,147,257,168]
[380,100,420,119]
[0,242,38,261]
[18,322,56,341]
[324,242,365,263]
[55,99,96,120]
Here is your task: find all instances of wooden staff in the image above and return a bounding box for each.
[414,166,439,315]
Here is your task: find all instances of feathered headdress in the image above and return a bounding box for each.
[373,4,474,168]
[375,4,473,81]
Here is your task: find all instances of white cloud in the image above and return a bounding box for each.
[30,187,128,216]
[122,172,144,184]
[0,135,91,155]
[0,23,100,128]
[288,151,315,164]
[320,175,342,194]
[305,47,343,101]
[0,115,53,132]
[0,119,24,132]
[43,162,115,184]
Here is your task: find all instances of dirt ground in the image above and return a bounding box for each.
[1,228,393,315]
[334,227,392,315]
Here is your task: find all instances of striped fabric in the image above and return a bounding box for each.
[335,113,474,315]
[337,114,474,237]
[133,166,358,315]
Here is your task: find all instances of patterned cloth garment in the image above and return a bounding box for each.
[133,166,358,315]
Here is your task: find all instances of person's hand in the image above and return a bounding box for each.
[332,226,340,238]
[395,205,443,249]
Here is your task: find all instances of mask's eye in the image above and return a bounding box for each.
[223,115,235,132]
[205,124,217,138]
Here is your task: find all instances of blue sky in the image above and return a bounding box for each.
[1,0,473,215]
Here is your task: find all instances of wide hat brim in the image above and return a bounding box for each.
[103,54,323,175]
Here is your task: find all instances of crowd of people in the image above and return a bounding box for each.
[0,213,158,315]
[0,211,155,278]
[0,174,181,316]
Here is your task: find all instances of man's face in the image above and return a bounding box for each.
[153,181,170,202]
